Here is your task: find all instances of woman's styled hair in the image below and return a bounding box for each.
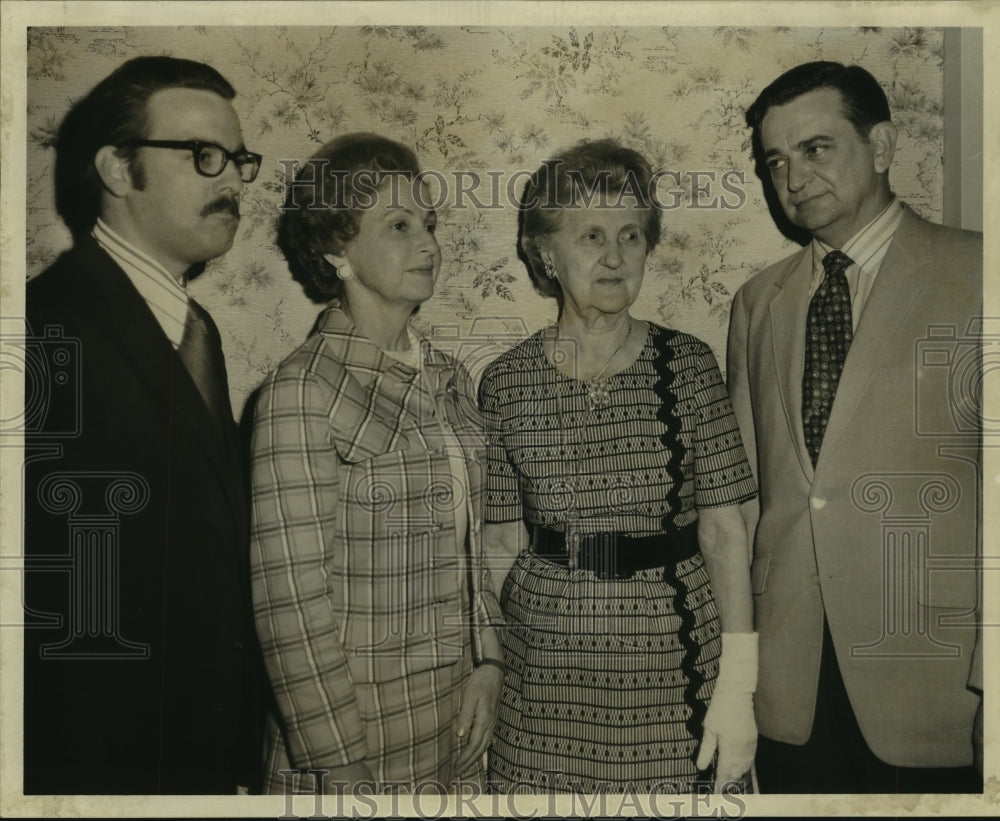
[517,138,661,304]
[277,133,421,303]
[55,56,236,239]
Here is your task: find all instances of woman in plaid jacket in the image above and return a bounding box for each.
[250,134,504,793]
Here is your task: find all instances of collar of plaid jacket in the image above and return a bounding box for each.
[312,304,454,379]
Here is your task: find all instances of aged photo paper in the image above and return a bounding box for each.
[1,1,996,817]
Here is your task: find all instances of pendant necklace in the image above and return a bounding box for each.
[582,319,633,411]
[552,317,633,525]
[554,319,633,538]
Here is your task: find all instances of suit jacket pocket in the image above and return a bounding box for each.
[751,554,771,595]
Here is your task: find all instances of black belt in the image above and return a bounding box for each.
[529,521,699,580]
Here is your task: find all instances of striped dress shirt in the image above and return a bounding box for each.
[809,198,905,332]
[92,218,188,347]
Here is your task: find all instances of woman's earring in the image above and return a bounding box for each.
[337,262,354,281]
[544,259,556,279]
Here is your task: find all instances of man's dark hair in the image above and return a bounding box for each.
[55,56,236,239]
[745,61,892,171]
[276,133,422,304]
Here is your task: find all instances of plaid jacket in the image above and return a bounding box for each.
[250,307,502,770]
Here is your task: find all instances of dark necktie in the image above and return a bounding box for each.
[802,250,854,466]
[177,299,231,432]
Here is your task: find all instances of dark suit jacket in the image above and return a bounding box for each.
[23,236,265,794]
[727,206,982,767]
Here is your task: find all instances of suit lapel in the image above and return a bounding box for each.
[767,248,816,480]
[73,239,245,527]
[817,207,928,471]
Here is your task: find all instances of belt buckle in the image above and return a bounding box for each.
[566,516,618,577]
[593,530,628,580]
[564,517,582,571]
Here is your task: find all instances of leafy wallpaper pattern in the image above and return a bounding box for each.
[26,26,947,414]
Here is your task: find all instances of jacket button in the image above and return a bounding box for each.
[233,640,244,650]
[811,496,827,510]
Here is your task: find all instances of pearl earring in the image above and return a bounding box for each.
[337,262,354,281]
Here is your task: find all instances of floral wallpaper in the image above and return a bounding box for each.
[26,26,948,415]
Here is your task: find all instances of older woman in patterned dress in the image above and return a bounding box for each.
[481,138,758,793]
[250,133,503,794]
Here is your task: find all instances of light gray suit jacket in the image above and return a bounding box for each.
[727,205,982,767]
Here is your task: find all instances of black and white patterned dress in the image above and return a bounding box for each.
[479,323,756,793]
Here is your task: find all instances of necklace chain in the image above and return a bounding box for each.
[583,319,632,411]
[554,319,633,522]
[552,318,635,518]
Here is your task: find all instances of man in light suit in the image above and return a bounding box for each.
[727,61,982,792]
[24,57,266,793]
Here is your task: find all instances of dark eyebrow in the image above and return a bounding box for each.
[185,139,248,153]
[797,134,835,150]
[382,207,437,221]
[764,134,835,157]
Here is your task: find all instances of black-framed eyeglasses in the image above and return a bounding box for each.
[119,139,262,182]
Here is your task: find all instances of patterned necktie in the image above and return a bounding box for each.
[802,250,854,466]
[177,299,231,431]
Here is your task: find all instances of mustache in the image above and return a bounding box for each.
[202,195,240,219]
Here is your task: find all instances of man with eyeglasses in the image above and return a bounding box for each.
[24,56,266,794]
